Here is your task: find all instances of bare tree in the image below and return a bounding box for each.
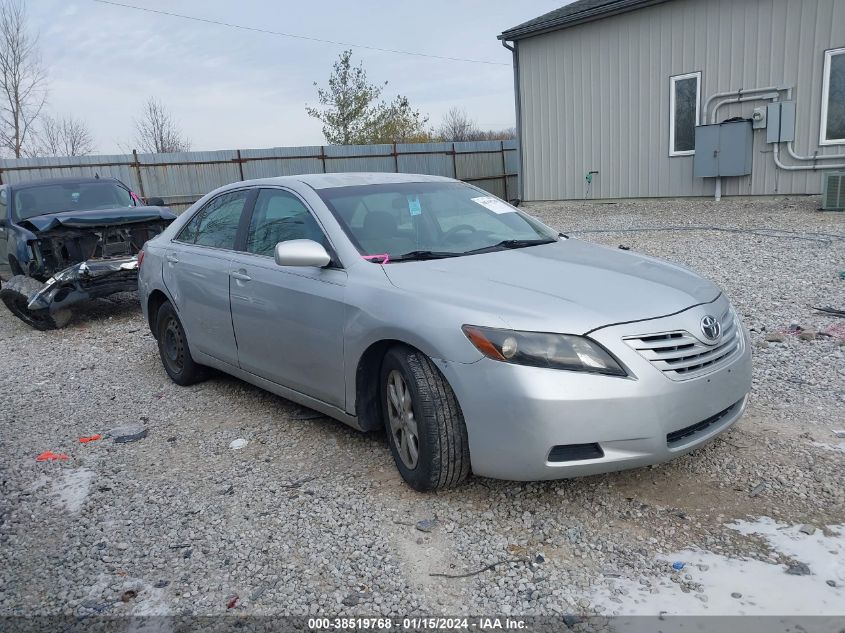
[134,97,191,153]
[435,108,516,142]
[0,0,47,157]
[36,113,95,156]
[471,126,517,141]
[436,107,479,142]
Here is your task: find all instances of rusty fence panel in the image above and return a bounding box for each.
[0,141,519,213]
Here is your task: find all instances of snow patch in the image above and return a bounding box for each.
[813,441,845,454]
[591,517,845,616]
[51,468,95,514]
[126,582,173,633]
[28,474,49,492]
[128,584,171,617]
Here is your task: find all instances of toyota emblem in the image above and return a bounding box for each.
[700,315,721,341]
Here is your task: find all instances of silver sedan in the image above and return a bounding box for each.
[138,173,751,490]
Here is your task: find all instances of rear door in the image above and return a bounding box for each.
[162,189,255,367]
[229,187,347,407]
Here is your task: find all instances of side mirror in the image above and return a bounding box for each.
[146,196,165,207]
[274,239,331,268]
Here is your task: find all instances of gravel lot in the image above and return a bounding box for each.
[1,195,843,620]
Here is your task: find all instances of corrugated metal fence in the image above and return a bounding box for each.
[0,140,518,212]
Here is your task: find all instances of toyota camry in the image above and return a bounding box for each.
[138,173,751,490]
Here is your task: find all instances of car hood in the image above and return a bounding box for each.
[18,206,176,232]
[381,240,720,334]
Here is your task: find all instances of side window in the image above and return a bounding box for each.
[821,47,845,145]
[245,189,327,256]
[177,190,249,250]
[669,71,701,156]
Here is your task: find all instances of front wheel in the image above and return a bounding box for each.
[0,275,72,330]
[380,346,470,491]
[155,301,208,386]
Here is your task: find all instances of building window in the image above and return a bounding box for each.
[821,47,845,145]
[670,72,701,156]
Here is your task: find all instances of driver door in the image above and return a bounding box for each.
[229,188,347,408]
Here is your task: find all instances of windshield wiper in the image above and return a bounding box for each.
[389,250,462,262]
[388,239,556,262]
[463,238,557,255]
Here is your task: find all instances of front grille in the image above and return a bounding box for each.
[666,400,741,446]
[624,307,742,380]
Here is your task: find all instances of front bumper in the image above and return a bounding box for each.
[27,256,139,313]
[436,298,752,481]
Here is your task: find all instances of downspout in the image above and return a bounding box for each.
[502,38,523,202]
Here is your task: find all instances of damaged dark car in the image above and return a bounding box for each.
[0,177,175,329]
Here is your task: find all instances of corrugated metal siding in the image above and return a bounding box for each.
[396,142,455,177]
[240,146,324,179]
[0,154,138,190]
[324,143,395,173]
[516,0,845,200]
[137,150,241,202]
[0,141,518,213]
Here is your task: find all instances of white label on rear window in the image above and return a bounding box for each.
[471,196,514,214]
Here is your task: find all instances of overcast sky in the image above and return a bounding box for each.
[27,0,566,154]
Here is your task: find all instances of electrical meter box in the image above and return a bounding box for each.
[694,120,754,178]
[767,101,796,144]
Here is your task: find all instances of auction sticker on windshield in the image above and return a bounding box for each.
[407,195,422,216]
[471,196,514,214]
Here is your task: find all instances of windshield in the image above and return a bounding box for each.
[12,181,135,221]
[317,182,557,262]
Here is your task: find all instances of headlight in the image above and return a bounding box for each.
[462,325,627,376]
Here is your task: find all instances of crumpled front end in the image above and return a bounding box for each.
[22,219,169,281]
[27,256,140,313]
[2,215,172,329]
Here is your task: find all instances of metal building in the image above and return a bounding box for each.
[499,0,845,201]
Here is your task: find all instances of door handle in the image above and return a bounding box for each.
[166,254,179,264]
[231,270,252,282]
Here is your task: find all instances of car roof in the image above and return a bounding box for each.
[241,172,457,191]
[8,177,124,190]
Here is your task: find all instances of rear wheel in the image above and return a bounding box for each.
[380,345,470,491]
[0,275,72,330]
[155,301,208,386]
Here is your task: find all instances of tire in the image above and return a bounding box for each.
[155,301,208,386]
[0,275,72,330]
[380,345,470,491]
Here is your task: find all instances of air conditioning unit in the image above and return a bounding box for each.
[822,172,845,211]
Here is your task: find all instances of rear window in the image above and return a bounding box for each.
[12,181,134,221]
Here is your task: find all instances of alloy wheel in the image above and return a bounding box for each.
[386,369,419,469]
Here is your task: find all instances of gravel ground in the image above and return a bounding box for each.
[1,195,843,620]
